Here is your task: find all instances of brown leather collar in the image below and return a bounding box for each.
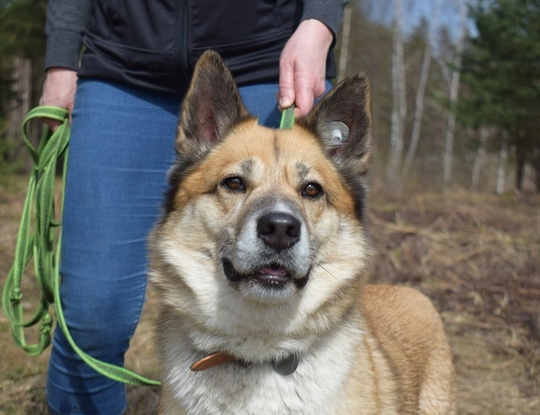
[190,352,237,371]
[190,352,299,376]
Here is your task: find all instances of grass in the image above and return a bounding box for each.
[1,177,539,414]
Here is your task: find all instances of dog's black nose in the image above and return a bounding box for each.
[257,212,301,251]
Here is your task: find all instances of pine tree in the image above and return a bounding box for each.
[459,0,540,191]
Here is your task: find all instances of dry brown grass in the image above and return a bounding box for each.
[1,178,539,414]
[369,189,540,414]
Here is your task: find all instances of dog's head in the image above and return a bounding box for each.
[151,51,372,340]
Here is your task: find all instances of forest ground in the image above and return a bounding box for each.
[0,178,538,414]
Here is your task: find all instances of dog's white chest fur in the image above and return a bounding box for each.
[160,323,361,415]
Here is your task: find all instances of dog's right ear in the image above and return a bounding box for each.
[176,50,251,161]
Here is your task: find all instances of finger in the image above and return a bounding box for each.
[278,60,296,110]
[293,81,315,118]
[39,117,61,132]
[313,77,327,100]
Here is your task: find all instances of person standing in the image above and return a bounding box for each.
[40,1,346,413]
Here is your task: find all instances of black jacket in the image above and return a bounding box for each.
[45,0,346,94]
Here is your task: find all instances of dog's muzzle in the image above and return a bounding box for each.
[222,205,311,299]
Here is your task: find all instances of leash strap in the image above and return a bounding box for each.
[2,106,69,357]
[279,105,295,129]
[2,106,160,386]
[3,104,296,387]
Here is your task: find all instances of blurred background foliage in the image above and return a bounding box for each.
[0,0,539,193]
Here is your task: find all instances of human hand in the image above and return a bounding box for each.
[39,67,78,131]
[278,19,333,117]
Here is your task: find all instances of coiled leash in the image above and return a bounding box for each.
[1,106,159,386]
[2,105,296,386]
[2,106,69,358]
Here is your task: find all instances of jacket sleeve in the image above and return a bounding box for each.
[44,0,92,71]
[301,0,348,40]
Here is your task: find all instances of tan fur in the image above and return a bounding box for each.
[149,51,455,414]
[355,285,456,414]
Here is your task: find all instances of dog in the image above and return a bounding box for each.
[149,50,455,415]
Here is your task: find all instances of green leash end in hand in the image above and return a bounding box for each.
[279,105,295,130]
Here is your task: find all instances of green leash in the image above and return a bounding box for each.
[2,104,295,387]
[280,105,295,129]
[2,106,159,386]
[2,106,69,358]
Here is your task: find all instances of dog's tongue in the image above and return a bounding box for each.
[255,266,291,285]
[261,266,288,276]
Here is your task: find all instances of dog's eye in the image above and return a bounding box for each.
[221,176,246,192]
[302,182,323,199]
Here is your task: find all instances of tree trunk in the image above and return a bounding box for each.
[442,0,467,186]
[402,0,441,180]
[515,143,526,192]
[534,146,540,192]
[535,160,540,192]
[496,142,508,195]
[471,127,488,191]
[337,3,353,82]
[6,56,33,170]
[7,56,32,141]
[387,0,406,185]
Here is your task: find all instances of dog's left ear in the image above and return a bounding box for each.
[176,50,251,161]
[303,74,372,176]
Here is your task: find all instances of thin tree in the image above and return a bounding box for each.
[7,57,32,146]
[387,0,406,184]
[471,127,488,191]
[337,2,353,82]
[496,141,508,195]
[402,0,442,180]
[442,0,467,186]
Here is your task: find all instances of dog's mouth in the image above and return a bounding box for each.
[222,259,309,290]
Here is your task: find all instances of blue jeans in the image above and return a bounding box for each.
[47,79,286,414]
